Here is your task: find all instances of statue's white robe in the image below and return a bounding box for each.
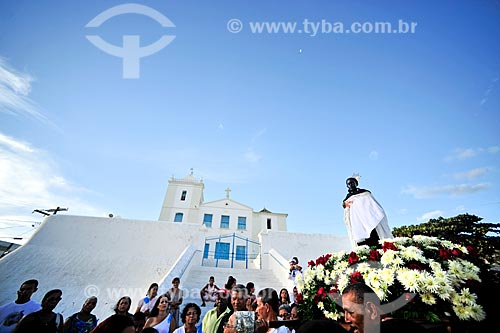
[344,191,393,248]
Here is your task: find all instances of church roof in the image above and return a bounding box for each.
[259,207,272,213]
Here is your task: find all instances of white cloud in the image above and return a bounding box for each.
[455,148,478,160]
[397,208,408,215]
[445,146,500,161]
[0,57,50,125]
[480,76,499,106]
[369,150,379,160]
[0,133,34,153]
[454,167,491,180]
[251,128,266,144]
[417,210,444,221]
[0,132,105,220]
[402,183,490,198]
[244,150,262,163]
[488,146,500,154]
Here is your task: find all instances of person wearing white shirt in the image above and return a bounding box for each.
[0,279,41,333]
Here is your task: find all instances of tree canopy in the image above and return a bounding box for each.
[392,214,500,266]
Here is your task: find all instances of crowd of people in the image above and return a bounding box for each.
[1,262,446,333]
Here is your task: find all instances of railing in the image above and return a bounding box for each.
[202,233,261,269]
[265,249,291,289]
[158,245,201,293]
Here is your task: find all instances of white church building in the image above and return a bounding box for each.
[0,171,350,321]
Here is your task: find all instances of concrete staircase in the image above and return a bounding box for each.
[179,264,286,319]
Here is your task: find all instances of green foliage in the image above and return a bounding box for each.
[392,214,500,265]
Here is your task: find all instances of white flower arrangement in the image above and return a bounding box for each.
[296,235,486,323]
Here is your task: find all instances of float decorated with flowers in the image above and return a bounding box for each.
[296,235,486,324]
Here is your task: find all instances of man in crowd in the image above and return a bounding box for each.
[202,290,230,333]
[0,280,41,333]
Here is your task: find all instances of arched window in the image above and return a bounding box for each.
[174,212,183,222]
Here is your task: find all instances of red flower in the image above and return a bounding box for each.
[368,249,381,261]
[350,271,363,284]
[348,252,359,265]
[439,248,452,260]
[295,293,303,303]
[451,248,463,257]
[315,254,332,266]
[466,245,478,257]
[308,260,315,267]
[382,242,397,252]
[317,287,327,299]
[407,263,423,271]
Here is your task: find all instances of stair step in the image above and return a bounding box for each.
[177,266,288,319]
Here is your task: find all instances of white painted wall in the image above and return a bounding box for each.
[260,230,351,269]
[0,215,207,321]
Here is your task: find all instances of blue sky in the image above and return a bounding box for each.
[1,0,499,243]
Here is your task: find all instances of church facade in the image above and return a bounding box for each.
[158,171,288,268]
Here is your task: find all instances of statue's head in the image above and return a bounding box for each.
[346,177,358,192]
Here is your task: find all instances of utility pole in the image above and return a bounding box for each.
[32,207,68,216]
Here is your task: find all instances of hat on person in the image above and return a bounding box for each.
[290,258,297,264]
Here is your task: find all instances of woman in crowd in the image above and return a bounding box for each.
[63,296,98,333]
[172,303,201,333]
[114,296,133,318]
[135,283,159,316]
[143,296,174,333]
[223,276,236,292]
[166,278,183,328]
[13,289,64,333]
[278,289,290,306]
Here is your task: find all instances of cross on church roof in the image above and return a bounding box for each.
[225,187,231,198]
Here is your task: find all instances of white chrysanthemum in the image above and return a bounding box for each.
[447,260,467,285]
[380,250,396,266]
[336,250,346,258]
[317,301,324,309]
[420,271,439,293]
[378,268,395,286]
[354,262,372,273]
[453,304,473,320]
[450,291,461,306]
[397,269,421,293]
[421,293,436,305]
[337,274,350,292]
[400,246,427,262]
[324,310,341,320]
[334,260,349,272]
[435,276,453,300]
[303,269,316,284]
[372,287,386,301]
[469,304,486,321]
[441,240,455,249]
[316,265,325,281]
[392,236,411,245]
[429,260,443,273]
[392,256,404,267]
[458,288,477,306]
[367,270,381,289]
[460,260,481,282]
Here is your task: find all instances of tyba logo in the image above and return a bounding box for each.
[85,3,175,79]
